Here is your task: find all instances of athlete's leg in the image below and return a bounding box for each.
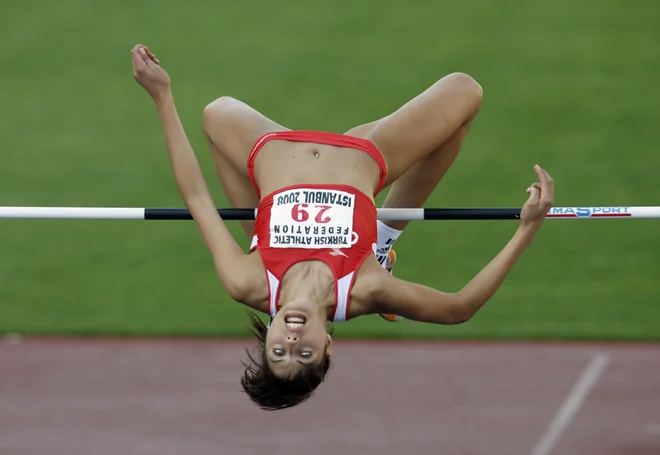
[203,96,289,237]
[378,118,475,230]
[345,73,481,317]
[349,72,481,182]
[346,72,482,231]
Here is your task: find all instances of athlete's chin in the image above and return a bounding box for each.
[283,299,314,312]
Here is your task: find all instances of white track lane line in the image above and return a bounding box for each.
[530,353,611,455]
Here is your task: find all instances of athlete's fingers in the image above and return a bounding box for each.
[526,183,542,194]
[534,164,544,181]
[534,165,554,189]
[137,46,154,66]
[131,44,153,68]
[140,45,160,64]
[527,186,540,204]
[145,47,160,64]
[130,48,147,77]
[131,45,145,64]
[539,167,554,207]
[533,165,554,208]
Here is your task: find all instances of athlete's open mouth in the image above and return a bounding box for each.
[284,313,307,331]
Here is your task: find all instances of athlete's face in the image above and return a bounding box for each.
[265,305,332,378]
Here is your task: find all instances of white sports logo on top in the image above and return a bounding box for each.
[329,248,348,257]
[269,188,355,249]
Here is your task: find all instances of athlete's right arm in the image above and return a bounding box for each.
[131,45,254,302]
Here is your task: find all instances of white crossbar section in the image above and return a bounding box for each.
[0,207,146,220]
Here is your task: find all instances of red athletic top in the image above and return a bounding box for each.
[247,131,388,322]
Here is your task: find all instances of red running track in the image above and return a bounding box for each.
[0,338,658,455]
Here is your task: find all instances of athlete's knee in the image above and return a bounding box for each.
[443,72,483,96]
[442,72,483,111]
[202,96,246,146]
[203,96,240,126]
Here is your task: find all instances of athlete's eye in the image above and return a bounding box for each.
[273,348,285,356]
[300,351,312,358]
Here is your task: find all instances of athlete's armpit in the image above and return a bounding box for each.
[370,274,472,325]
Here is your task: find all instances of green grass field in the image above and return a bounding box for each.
[1,0,659,339]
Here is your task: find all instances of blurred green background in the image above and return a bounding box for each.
[1,0,658,339]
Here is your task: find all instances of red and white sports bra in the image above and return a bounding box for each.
[247,131,388,322]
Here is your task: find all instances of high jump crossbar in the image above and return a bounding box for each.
[0,206,659,220]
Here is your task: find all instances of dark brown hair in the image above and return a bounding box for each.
[240,312,332,411]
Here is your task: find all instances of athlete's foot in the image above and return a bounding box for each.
[378,250,404,322]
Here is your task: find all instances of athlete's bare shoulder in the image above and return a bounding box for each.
[348,256,389,318]
[233,250,270,313]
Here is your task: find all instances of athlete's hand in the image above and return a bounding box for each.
[520,165,554,231]
[131,44,170,100]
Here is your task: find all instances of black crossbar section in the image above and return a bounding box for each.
[423,208,521,220]
[145,208,256,220]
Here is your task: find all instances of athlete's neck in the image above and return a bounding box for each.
[279,261,335,317]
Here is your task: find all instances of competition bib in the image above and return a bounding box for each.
[269,188,356,249]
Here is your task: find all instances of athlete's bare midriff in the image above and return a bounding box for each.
[251,139,382,202]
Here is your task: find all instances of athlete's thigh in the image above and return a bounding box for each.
[344,114,392,138]
[353,73,482,185]
[203,97,289,236]
[203,96,289,172]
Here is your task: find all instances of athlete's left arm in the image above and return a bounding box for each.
[372,225,536,324]
[372,165,554,324]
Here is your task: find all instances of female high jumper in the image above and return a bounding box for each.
[130,44,555,411]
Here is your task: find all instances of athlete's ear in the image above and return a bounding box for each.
[326,335,333,357]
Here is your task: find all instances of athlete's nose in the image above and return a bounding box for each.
[286,336,299,344]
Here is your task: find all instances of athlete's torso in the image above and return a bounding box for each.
[244,131,388,322]
[250,184,378,322]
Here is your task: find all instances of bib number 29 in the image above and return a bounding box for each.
[291,204,332,224]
